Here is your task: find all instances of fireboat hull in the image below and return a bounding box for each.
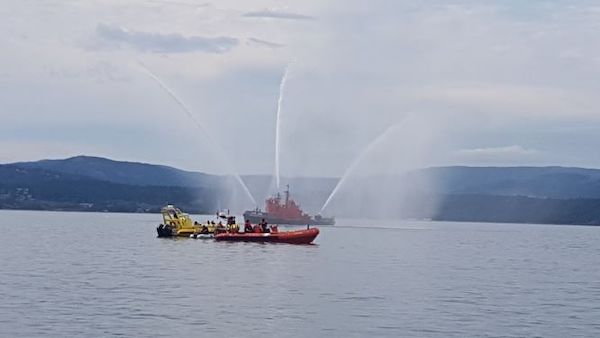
[243,211,335,226]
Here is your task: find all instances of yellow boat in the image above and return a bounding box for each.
[156,205,238,238]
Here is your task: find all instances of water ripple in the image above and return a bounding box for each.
[0,211,599,337]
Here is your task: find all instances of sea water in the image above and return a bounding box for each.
[0,210,598,337]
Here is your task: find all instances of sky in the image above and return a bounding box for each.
[2,0,600,177]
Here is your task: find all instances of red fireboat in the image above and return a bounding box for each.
[243,185,335,226]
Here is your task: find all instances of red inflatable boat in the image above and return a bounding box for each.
[215,228,319,244]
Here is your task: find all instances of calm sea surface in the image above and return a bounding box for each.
[0,210,599,337]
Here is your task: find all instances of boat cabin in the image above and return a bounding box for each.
[161,205,194,230]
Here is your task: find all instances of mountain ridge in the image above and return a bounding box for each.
[13,155,217,188]
[3,156,600,225]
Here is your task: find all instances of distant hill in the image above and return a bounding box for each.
[419,166,600,199]
[433,194,600,225]
[14,156,217,188]
[0,164,218,213]
[3,156,600,225]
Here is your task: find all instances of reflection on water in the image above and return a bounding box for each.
[0,210,599,337]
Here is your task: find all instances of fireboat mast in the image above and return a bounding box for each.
[285,184,290,206]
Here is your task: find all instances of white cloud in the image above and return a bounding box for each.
[457,145,537,155]
[403,84,599,119]
[95,23,238,53]
[247,37,284,49]
[3,0,600,175]
[242,9,315,21]
[454,145,541,165]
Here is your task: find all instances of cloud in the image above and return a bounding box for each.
[6,1,600,174]
[242,9,315,21]
[95,23,238,54]
[455,145,540,164]
[247,37,284,49]
[404,84,598,119]
[145,0,210,9]
[457,145,537,156]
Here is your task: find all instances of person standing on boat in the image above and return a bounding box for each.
[260,218,270,233]
[216,221,226,233]
[244,219,253,233]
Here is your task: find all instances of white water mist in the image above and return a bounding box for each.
[274,62,293,190]
[138,62,257,206]
[320,124,403,214]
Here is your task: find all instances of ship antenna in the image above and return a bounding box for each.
[285,184,290,205]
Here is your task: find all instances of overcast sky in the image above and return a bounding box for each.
[2,0,600,177]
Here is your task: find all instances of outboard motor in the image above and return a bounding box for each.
[156,224,173,237]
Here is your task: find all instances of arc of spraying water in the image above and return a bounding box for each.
[274,61,293,190]
[138,61,257,206]
[319,123,404,214]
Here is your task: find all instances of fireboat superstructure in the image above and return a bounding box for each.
[243,185,335,226]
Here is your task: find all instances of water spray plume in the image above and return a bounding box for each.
[320,123,404,214]
[138,62,205,136]
[137,61,257,206]
[274,60,294,190]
